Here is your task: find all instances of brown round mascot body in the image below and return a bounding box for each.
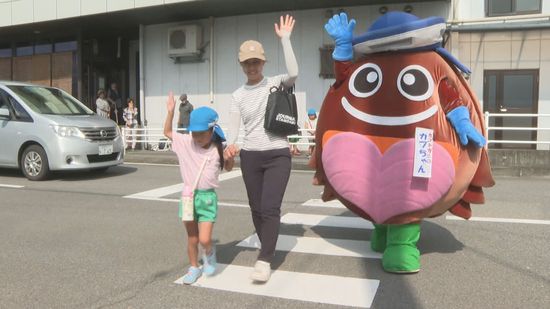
[312,11,495,273]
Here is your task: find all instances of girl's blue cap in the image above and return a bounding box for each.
[308,108,317,116]
[187,106,226,141]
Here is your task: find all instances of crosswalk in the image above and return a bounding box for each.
[129,179,549,307]
[174,198,382,308]
[125,181,382,307]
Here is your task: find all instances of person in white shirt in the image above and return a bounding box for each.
[224,15,298,283]
[95,89,110,118]
[123,98,139,150]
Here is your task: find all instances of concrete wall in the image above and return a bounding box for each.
[0,0,195,27]
[142,2,450,128]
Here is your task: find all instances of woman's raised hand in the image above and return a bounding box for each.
[275,14,295,39]
[167,91,176,112]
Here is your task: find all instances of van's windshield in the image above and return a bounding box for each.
[7,85,94,116]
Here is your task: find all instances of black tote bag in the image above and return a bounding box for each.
[264,84,299,137]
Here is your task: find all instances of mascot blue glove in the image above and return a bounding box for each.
[324,13,356,61]
[446,106,486,147]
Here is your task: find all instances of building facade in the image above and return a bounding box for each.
[1,0,548,149]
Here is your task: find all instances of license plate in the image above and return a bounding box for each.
[99,144,113,155]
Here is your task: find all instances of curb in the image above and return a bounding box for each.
[123,150,314,171]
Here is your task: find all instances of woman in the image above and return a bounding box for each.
[225,14,298,283]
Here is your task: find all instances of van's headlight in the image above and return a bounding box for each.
[51,125,86,139]
[115,125,121,137]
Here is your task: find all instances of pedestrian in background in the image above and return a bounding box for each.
[123,98,138,150]
[95,89,110,118]
[304,108,318,158]
[224,14,298,283]
[177,93,194,133]
[107,82,123,124]
[164,91,234,285]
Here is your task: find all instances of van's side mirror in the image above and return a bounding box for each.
[0,108,10,119]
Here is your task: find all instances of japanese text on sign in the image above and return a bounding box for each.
[413,127,434,178]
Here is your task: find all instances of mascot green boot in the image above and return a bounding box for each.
[382,223,421,274]
[370,224,387,253]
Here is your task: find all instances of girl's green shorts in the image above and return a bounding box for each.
[179,189,218,222]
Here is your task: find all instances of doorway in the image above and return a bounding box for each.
[483,69,539,149]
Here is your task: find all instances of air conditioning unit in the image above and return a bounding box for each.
[168,24,202,57]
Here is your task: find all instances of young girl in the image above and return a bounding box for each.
[164,91,234,285]
[304,108,317,157]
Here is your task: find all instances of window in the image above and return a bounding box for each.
[34,43,53,55]
[9,96,33,122]
[0,89,33,122]
[486,0,541,17]
[6,85,93,116]
[54,41,77,53]
[0,91,8,110]
[0,47,12,58]
[319,45,335,79]
[16,45,33,56]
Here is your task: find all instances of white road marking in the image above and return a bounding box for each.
[281,213,373,229]
[124,170,242,200]
[302,198,346,208]
[174,263,379,308]
[446,215,550,225]
[125,184,182,199]
[219,170,242,181]
[0,184,24,188]
[238,234,381,259]
[122,195,249,208]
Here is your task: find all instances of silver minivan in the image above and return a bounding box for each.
[0,81,124,180]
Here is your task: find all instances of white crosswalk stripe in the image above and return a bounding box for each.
[175,263,379,308]
[176,210,381,308]
[302,198,346,208]
[281,213,374,229]
[237,234,382,259]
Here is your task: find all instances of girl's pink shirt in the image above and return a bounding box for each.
[171,133,221,190]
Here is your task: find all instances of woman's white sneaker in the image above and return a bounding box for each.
[250,260,271,282]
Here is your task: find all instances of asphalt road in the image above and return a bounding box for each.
[0,164,549,309]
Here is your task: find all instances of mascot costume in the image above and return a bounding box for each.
[312,12,495,273]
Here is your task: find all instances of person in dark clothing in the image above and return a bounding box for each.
[107,82,123,124]
[177,94,194,133]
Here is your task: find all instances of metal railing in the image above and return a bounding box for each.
[484,112,550,146]
[121,113,550,151]
[120,127,316,151]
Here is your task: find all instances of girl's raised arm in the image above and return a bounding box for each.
[164,91,176,140]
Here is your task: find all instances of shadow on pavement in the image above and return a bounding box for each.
[56,165,138,181]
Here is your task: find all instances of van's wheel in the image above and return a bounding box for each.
[21,145,50,181]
